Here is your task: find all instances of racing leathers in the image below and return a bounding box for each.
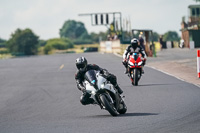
[75,64,123,105]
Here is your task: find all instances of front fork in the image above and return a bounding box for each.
[97,91,121,111]
[129,68,142,79]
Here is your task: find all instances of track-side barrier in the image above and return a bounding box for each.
[197,50,200,78]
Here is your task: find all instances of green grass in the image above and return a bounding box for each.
[0,54,12,59]
[0,48,12,59]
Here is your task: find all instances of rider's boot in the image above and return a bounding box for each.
[142,67,144,74]
[81,92,95,105]
[124,68,128,74]
[88,98,95,104]
[115,84,123,94]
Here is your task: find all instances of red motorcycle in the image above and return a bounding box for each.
[127,52,144,86]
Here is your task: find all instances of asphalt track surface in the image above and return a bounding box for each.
[0,53,200,133]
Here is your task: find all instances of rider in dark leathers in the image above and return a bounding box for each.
[122,38,147,74]
[75,57,123,105]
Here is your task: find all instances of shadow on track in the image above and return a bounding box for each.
[138,83,183,87]
[138,83,170,86]
[122,83,173,88]
[82,113,158,118]
[118,112,159,117]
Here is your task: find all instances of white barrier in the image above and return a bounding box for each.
[190,41,195,49]
[105,41,112,51]
[100,40,121,53]
[166,41,172,49]
[197,50,200,78]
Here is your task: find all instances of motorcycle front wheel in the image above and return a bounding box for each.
[133,69,138,86]
[100,94,118,116]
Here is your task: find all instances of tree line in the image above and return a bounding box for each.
[0,19,180,56]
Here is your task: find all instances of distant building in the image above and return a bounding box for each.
[181,4,200,48]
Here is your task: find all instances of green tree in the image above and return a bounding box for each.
[88,31,108,43]
[163,31,180,42]
[194,0,200,2]
[44,38,74,54]
[43,44,53,55]
[38,40,47,47]
[0,38,6,43]
[7,28,39,55]
[152,32,160,42]
[0,38,6,48]
[59,20,89,39]
[90,32,100,43]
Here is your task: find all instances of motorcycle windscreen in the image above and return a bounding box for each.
[84,70,97,85]
[133,53,138,61]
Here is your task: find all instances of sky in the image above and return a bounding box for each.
[0,0,198,40]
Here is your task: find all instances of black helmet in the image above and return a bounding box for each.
[131,38,139,47]
[76,57,87,70]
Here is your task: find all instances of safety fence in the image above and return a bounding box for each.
[197,50,200,78]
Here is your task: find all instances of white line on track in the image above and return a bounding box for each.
[59,64,64,70]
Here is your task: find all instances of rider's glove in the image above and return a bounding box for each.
[123,58,127,62]
[103,69,109,76]
[100,69,108,75]
[82,88,86,93]
[99,69,104,74]
[122,58,127,65]
[78,84,86,92]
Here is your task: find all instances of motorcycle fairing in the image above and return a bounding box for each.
[128,53,143,68]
